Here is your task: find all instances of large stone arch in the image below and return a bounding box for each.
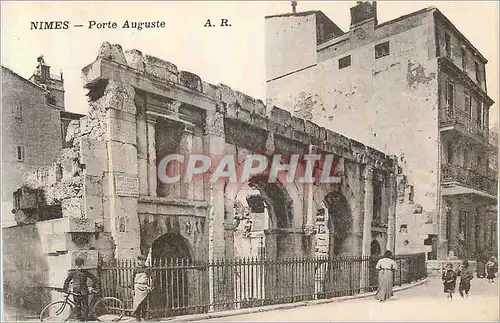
[225,176,304,259]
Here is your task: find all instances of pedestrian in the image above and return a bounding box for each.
[442,262,457,300]
[476,255,486,278]
[485,256,497,283]
[457,260,473,299]
[63,258,99,321]
[132,255,153,321]
[374,250,397,302]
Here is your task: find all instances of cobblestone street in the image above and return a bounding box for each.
[203,277,499,322]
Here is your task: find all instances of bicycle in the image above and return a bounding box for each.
[39,288,124,322]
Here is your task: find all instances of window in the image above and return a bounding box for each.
[16,145,24,161]
[375,41,390,59]
[475,61,481,83]
[464,92,471,118]
[445,33,452,58]
[482,104,489,127]
[477,156,482,168]
[447,141,453,164]
[338,55,351,69]
[476,100,482,126]
[408,185,414,203]
[14,101,22,119]
[461,47,467,70]
[446,80,455,115]
[400,224,408,233]
[45,93,56,106]
[463,149,470,167]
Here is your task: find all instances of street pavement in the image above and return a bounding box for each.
[3,276,498,322]
[203,276,499,322]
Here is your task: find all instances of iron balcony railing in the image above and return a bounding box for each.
[98,253,426,319]
[440,107,489,142]
[441,163,497,196]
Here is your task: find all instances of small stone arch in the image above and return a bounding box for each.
[371,240,382,256]
[148,232,194,318]
[323,191,353,257]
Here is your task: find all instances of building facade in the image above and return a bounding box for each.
[4,42,407,314]
[265,1,497,261]
[1,57,73,227]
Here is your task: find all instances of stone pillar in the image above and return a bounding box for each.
[477,206,486,256]
[135,93,149,196]
[180,125,194,200]
[386,173,396,253]
[146,115,157,197]
[103,80,141,259]
[468,208,476,259]
[361,166,373,256]
[437,201,450,259]
[449,202,460,257]
[360,165,373,292]
[204,110,226,309]
[302,144,317,258]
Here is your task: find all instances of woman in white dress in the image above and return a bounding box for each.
[375,250,397,302]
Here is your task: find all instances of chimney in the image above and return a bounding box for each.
[350,1,377,27]
[291,0,297,13]
[36,55,50,84]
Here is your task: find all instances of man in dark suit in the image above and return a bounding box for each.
[63,258,99,321]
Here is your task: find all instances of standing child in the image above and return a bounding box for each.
[457,260,473,299]
[442,263,457,300]
[486,257,497,283]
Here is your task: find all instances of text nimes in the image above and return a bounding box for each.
[30,20,167,31]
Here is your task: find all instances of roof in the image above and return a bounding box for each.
[1,65,46,91]
[265,10,344,38]
[433,9,488,64]
[376,6,436,29]
[265,10,320,19]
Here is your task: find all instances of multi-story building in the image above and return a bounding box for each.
[265,1,497,260]
[1,56,83,227]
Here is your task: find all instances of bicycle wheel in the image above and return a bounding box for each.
[39,301,73,321]
[92,297,125,322]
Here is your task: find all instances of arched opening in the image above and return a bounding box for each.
[316,191,354,298]
[324,191,353,257]
[149,233,192,317]
[370,240,382,256]
[231,177,294,306]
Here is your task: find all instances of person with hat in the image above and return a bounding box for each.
[442,262,457,300]
[486,256,497,283]
[457,260,473,299]
[63,257,99,321]
[132,255,153,321]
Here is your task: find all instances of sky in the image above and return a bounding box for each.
[1,1,498,126]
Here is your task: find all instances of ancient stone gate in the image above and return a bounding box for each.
[7,42,406,311]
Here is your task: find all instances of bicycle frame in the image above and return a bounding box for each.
[53,293,77,317]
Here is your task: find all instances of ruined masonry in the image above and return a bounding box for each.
[9,42,412,308]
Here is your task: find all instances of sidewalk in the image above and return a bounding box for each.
[162,278,428,322]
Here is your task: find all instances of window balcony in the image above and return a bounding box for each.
[441,163,497,199]
[439,108,491,145]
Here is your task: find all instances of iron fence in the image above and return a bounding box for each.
[98,253,426,319]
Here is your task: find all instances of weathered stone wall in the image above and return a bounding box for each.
[266,10,440,258]
[265,12,318,81]
[78,42,401,264]
[1,67,63,227]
